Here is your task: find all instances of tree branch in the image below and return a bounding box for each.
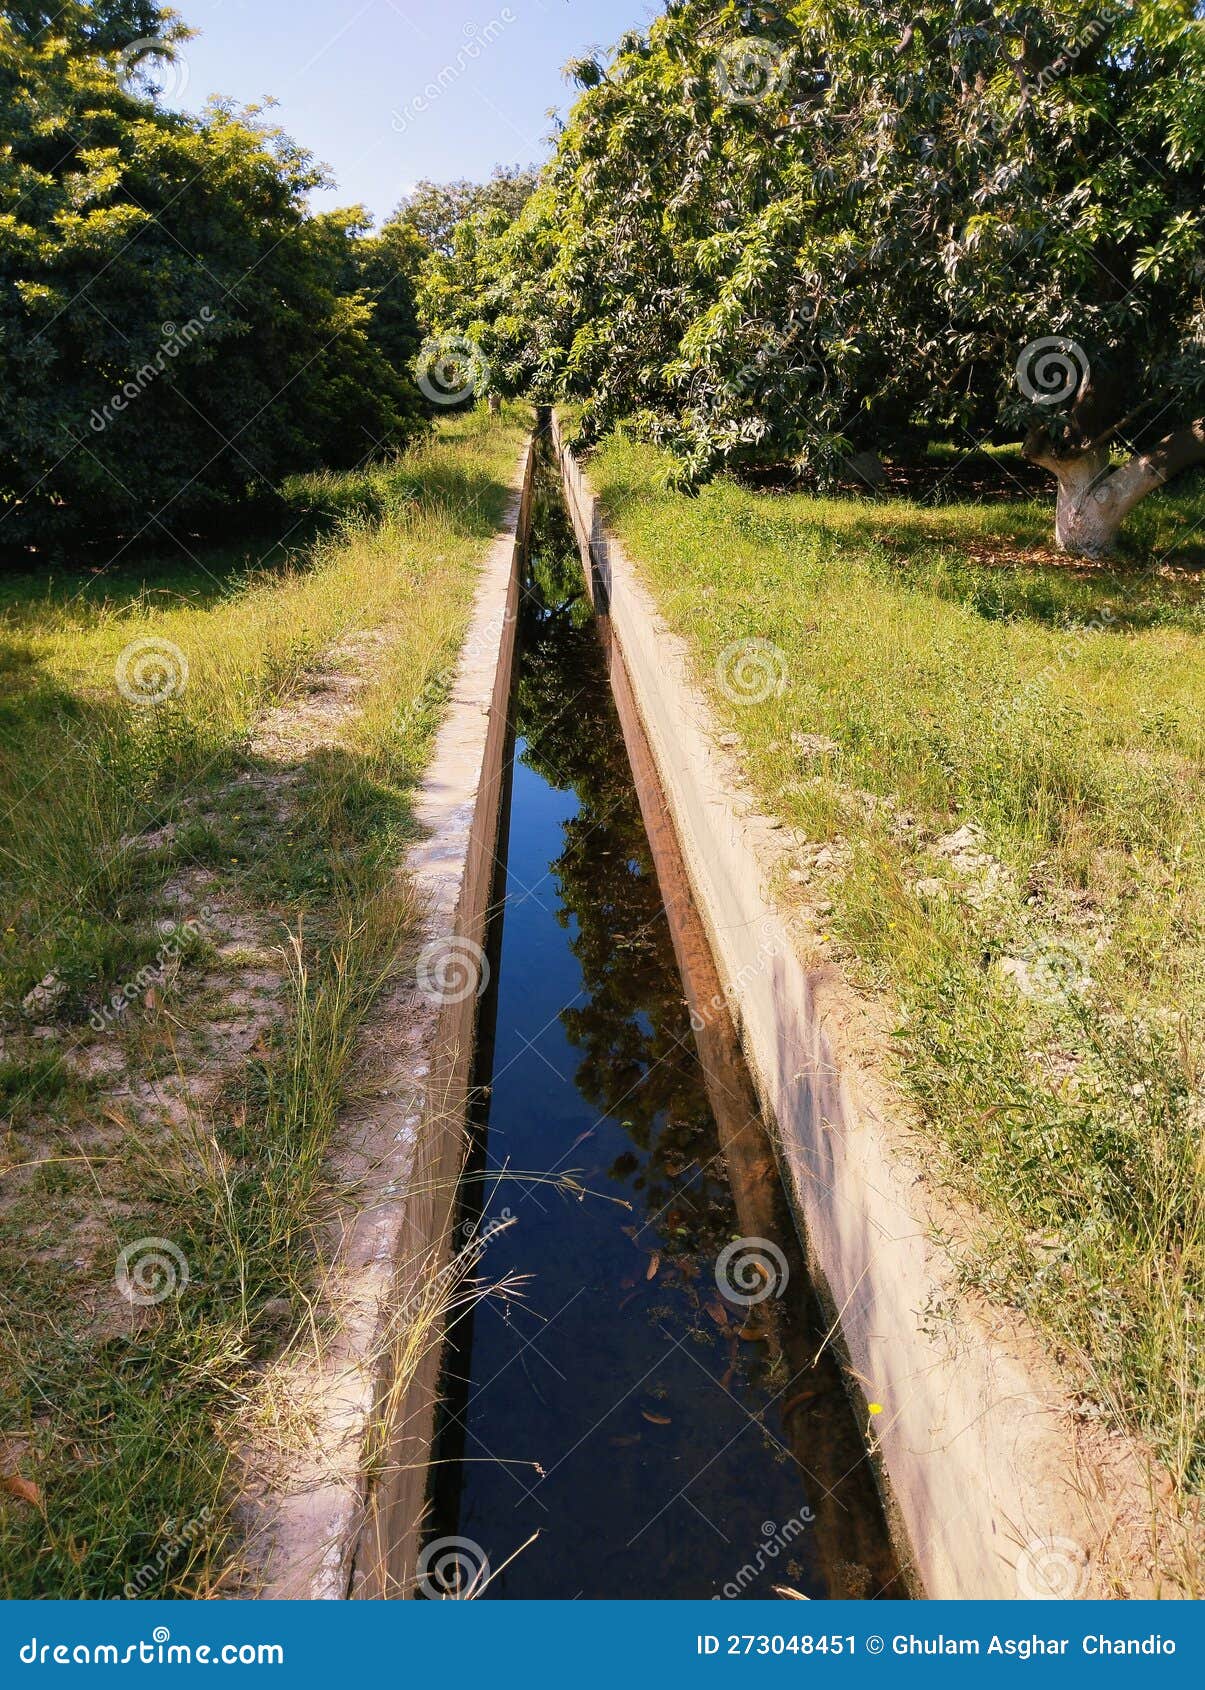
[1136,418,1205,486]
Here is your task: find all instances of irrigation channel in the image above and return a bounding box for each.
[425,437,907,1601]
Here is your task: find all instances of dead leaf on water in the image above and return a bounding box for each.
[646,1252,661,1281]
[641,1411,672,1426]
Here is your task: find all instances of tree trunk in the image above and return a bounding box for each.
[1024,419,1205,559]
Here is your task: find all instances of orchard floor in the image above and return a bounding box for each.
[0,407,529,1597]
[585,436,1205,1574]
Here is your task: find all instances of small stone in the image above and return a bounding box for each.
[790,732,840,759]
[22,973,67,1019]
[938,824,985,855]
[718,732,740,749]
[913,878,947,901]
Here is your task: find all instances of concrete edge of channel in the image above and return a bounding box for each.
[550,409,1165,1603]
[244,435,535,1602]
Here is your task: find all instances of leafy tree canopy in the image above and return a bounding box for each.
[459,0,1205,552]
[1,0,425,548]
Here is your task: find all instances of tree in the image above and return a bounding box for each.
[0,1,426,548]
[347,220,425,381]
[387,168,538,261]
[487,0,1205,553]
[383,168,538,409]
[781,0,1205,556]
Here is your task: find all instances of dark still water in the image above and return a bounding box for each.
[427,451,906,1601]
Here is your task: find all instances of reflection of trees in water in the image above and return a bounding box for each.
[516,473,733,1265]
[510,468,908,1599]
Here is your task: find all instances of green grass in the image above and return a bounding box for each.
[0,403,530,1597]
[587,432,1205,1502]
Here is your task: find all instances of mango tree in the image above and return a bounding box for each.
[486,0,1204,554]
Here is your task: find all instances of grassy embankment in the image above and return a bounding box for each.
[588,433,1204,1511]
[0,405,529,1596]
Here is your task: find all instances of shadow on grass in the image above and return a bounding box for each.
[0,450,517,638]
[600,450,1205,636]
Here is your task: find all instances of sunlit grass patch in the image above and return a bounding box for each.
[0,404,530,1596]
[588,433,1204,1502]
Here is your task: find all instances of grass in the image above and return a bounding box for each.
[0,403,530,1597]
[586,432,1205,1507]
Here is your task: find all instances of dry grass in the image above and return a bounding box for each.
[0,404,530,1597]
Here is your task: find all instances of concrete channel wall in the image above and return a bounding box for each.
[551,413,1131,1602]
[250,439,534,1601]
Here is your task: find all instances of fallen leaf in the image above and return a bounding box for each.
[645,1252,661,1281]
[705,1299,729,1328]
[737,1325,764,1342]
[609,1434,642,1447]
[782,1389,819,1418]
[641,1411,672,1426]
[1,1473,40,1507]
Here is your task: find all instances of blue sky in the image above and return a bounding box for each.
[173,0,655,224]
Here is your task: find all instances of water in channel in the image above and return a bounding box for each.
[427,443,907,1601]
